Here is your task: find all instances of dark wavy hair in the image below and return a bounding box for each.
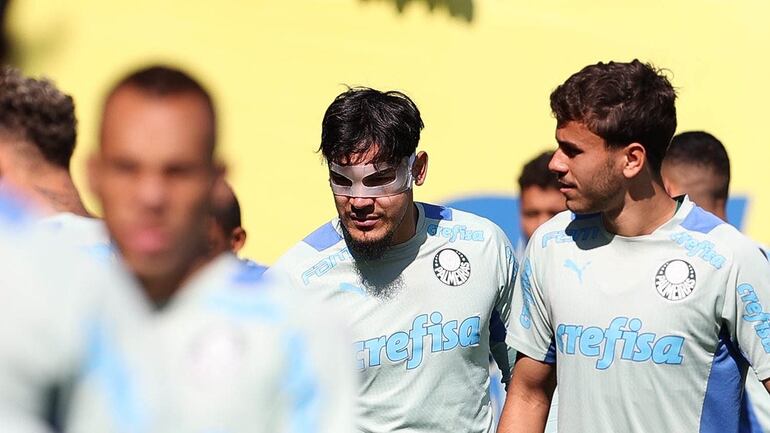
[550,59,677,174]
[320,87,424,165]
[0,66,77,168]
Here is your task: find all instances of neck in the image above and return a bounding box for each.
[391,201,419,245]
[3,168,89,217]
[602,177,677,237]
[139,252,211,308]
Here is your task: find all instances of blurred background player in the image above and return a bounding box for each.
[207,180,265,273]
[516,151,566,255]
[662,131,730,221]
[0,66,109,253]
[269,87,517,433]
[502,60,770,433]
[662,130,770,432]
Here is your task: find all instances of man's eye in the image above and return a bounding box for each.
[363,172,396,187]
[330,173,352,187]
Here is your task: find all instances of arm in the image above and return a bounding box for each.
[497,353,556,433]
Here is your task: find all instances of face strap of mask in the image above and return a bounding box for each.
[328,154,416,198]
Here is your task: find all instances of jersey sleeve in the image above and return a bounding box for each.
[722,237,770,380]
[489,229,518,383]
[505,237,555,363]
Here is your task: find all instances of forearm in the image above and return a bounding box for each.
[497,383,552,433]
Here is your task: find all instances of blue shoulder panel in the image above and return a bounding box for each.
[422,203,453,221]
[681,206,724,234]
[0,193,28,226]
[302,222,343,252]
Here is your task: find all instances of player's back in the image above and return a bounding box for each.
[65,253,354,433]
[509,196,770,433]
[269,202,517,433]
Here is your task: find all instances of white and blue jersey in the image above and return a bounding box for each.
[269,202,517,433]
[65,253,355,433]
[507,196,770,433]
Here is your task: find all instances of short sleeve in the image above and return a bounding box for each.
[723,240,770,380]
[489,230,518,382]
[506,238,555,363]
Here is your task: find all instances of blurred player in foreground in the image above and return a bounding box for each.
[662,130,770,432]
[500,60,770,433]
[67,65,353,433]
[269,87,517,433]
[0,65,353,433]
[0,66,109,252]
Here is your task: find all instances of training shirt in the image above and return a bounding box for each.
[36,212,113,259]
[507,196,770,433]
[65,253,355,433]
[269,202,517,433]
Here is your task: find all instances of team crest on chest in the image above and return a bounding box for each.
[654,259,696,301]
[433,248,471,286]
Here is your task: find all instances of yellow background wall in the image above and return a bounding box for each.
[9,0,770,263]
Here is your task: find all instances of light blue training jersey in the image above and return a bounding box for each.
[507,196,770,433]
[269,202,517,433]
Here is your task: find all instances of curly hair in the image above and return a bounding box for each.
[550,59,677,174]
[0,66,77,168]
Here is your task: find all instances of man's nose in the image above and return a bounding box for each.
[349,196,375,211]
[548,150,568,175]
[136,175,167,210]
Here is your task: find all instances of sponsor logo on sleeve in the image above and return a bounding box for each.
[427,223,485,242]
[669,232,726,269]
[738,283,770,353]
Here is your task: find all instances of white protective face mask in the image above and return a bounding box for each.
[328,154,416,198]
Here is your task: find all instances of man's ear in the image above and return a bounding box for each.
[621,143,646,179]
[230,227,247,254]
[413,151,428,186]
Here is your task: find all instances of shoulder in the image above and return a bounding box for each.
[420,202,511,247]
[529,210,599,250]
[672,203,764,269]
[268,219,348,282]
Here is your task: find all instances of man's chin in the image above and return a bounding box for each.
[341,224,393,261]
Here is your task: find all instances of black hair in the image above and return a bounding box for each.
[665,131,730,200]
[518,151,559,191]
[0,66,76,168]
[320,87,424,165]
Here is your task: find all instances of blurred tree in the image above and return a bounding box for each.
[361,0,474,22]
[0,0,10,63]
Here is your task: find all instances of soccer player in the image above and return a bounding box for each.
[0,66,109,253]
[269,87,517,433]
[662,131,730,221]
[500,60,770,433]
[662,131,770,431]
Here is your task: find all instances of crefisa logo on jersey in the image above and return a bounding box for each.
[433,248,471,286]
[655,259,696,301]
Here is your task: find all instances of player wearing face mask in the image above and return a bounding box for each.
[268,87,517,433]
